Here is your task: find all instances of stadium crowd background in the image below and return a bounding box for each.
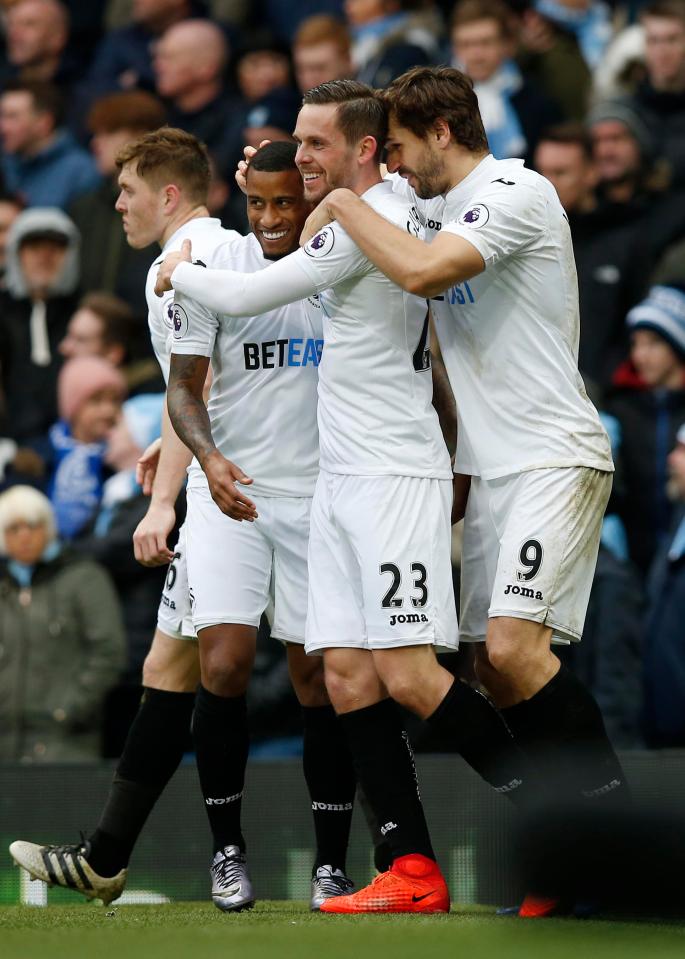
[0,0,685,762]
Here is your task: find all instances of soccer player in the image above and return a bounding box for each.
[9,130,356,913]
[295,66,630,915]
[166,139,359,911]
[157,81,549,915]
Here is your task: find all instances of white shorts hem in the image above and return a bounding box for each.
[193,615,261,632]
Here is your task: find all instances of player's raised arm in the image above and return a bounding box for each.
[315,188,485,298]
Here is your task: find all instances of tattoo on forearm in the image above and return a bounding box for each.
[167,354,215,465]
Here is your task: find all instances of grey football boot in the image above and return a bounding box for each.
[210,845,255,912]
[310,864,355,911]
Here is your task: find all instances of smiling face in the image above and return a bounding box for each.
[384,117,449,199]
[115,161,167,249]
[246,166,312,260]
[294,102,360,203]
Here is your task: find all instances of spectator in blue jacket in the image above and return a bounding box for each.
[0,80,101,210]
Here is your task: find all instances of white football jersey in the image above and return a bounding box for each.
[172,180,452,480]
[145,217,239,384]
[171,232,322,498]
[393,158,614,479]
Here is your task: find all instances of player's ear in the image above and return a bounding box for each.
[434,118,451,148]
[163,183,181,212]
[358,135,378,165]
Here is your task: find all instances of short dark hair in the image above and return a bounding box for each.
[115,127,210,205]
[538,123,593,161]
[451,0,514,38]
[88,91,167,136]
[302,79,387,161]
[2,79,63,126]
[248,140,298,174]
[380,66,488,154]
[640,0,685,24]
[78,291,134,356]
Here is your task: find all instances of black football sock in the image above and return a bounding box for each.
[339,699,435,863]
[501,664,629,809]
[302,705,356,874]
[89,688,195,877]
[193,685,249,854]
[426,679,544,810]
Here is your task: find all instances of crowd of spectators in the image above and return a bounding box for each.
[1,0,685,760]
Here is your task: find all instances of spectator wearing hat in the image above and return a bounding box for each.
[0,207,80,452]
[0,80,101,210]
[69,90,167,314]
[4,358,127,536]
[643,422,685,746]
[606,284,685,575]
[0,484,125,762]
[43,356,127,540]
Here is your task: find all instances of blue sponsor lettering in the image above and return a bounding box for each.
[245,337,323,370]
[448,281,475,305]
[288,338,303,366]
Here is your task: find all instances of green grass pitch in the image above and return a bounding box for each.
[1,902,684,959]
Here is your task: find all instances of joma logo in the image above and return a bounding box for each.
[504,584,543,600]
[389,613,429,626]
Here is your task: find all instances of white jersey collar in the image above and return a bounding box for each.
[162,216,223,255]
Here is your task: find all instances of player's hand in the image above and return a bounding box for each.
[155,238,192,296]
[236,140,271,195]
[133,500,177,566]
[452,473,471,525]
[136,436,162,495]
[203,450,258,522]
[300,197,335,246]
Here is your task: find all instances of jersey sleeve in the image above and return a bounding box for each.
[169,285,219,358]
[295,222,371,290]
[171,249,317,317]
[441,181,546,266]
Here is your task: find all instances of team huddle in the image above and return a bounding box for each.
[10,66,626,918]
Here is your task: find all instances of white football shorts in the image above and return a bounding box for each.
[459,466,612,644]
[185,483,311,642]
[305,470,458,653]
[156,523,196,641]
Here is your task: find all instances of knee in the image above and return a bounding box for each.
[483,636,522,679]
[290,657,329,707]
[380,672,420,712]
[143,644,199,692]
[200,646,252,697]
[324,658,381,713]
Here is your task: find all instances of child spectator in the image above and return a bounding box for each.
[48,356,127,539]
[607,284,685,574]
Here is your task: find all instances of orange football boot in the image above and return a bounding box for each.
[319,853,450,914]
[518,895,564,918]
